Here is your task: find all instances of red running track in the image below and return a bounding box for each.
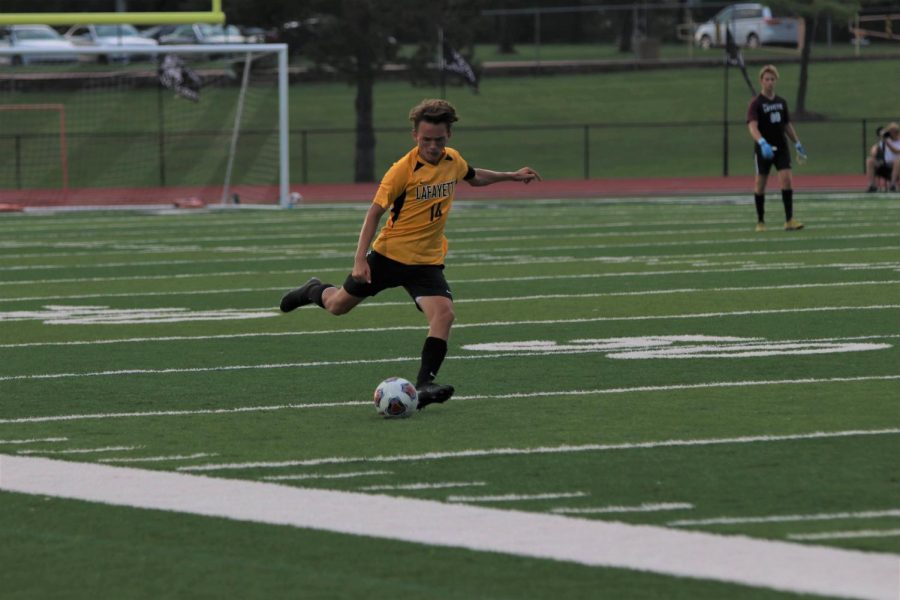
[0,174,872,211]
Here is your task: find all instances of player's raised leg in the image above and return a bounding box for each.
[280,278,326,312]
[280,279,364,315]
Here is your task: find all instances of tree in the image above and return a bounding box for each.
[302,0,482,182]
[767,0,859,118]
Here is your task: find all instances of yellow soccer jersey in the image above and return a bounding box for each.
[371,146,473,265]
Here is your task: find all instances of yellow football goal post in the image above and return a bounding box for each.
[0,0,225,26]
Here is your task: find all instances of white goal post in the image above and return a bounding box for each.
[0,43,290,208]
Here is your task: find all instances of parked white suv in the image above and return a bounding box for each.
[694,4,799,49]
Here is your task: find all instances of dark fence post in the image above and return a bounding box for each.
[157,85,166,186]
[861,118,867,174]
[301,130,308,184]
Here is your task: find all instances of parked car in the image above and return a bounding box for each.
[0,24,79,65]
[64,24,158,63]
[139,25,177,42]
[158,24,248,45]
[694,4,799,49]
[239,26,267,44]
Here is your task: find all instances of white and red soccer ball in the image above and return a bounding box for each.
[373,377,417,418]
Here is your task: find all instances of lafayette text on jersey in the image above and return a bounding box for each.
[746,94,791,147]
[372,146,475,265]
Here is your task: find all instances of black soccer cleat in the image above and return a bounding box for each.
[416,382,454,410]
[280,277,321,313]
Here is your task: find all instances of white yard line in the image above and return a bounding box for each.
[1,261,897,290]
[3,324,898,353]
[0,437,67,445]
[3,375,898,425]
[0,237,897,273]
[178,428,900,472]
[669,510,900,527]
[2,307,899,382]
[552,502,695,515]
[0,403,356,424]
[447,492,588,503]
[359,481,487,491]
[263,470,392,482]
[788,529,900,541]
[1,455,896,600]
[17,445,141,455]
[98,452,217,464]
[1,278,897,304]
[0,224,891,260]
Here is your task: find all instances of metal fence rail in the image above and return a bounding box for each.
[1,116,894,189]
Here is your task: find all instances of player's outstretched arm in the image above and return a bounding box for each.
[467,167,542,187]
[351,203,386,284]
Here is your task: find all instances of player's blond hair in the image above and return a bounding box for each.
[758,64,779,80]
[409,99,459,131]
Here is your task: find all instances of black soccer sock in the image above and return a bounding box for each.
[417,336,448,387]
[781,188,794,221]
[754,194,765,222]
[309,282,335,309]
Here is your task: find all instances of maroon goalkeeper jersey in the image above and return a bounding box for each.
[746,94,791,147]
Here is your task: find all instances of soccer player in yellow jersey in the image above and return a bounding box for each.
[280,99,541,409]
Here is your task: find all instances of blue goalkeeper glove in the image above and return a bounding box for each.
[795,142,808,160]
[758,138,774,160]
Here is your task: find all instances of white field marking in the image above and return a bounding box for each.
[2,260,898,291]
[0,305,275,325]
[3,278,898,306]
[788,529,900,541]
[359,481,488,491]
[178,428,900,472]
[452,375,900,402]
[1,230,897,272]
[447,245,900,271]
[0,299,897,336]
[1,218,885,254]
[10,460,899,600]
[0,437,67,445]
[3,374,899,426]
[447,231,899,247]
[669,510,900,527]
[3,316,898,354]
[263,470,392,482]
[2,242,898,274]
[0,269,286,287]
[447,492,589,503]
[2,311,898,382]
[462,336,892,360]
[551,502,695,515]
[98,452,218,464]
[1,220,884,258]
[609,342,892,360]
[0,402,364,424]
[16,445,142,455]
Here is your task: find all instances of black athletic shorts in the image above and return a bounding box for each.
[754,143,791,176]
[875,163,892,179]
[342,251,452,309]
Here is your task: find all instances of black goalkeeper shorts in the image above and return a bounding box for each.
[342,251,453,308]
[754,143,792,176]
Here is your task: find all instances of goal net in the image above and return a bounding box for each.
[0,43,289,208]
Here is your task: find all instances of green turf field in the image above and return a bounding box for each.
[0,194,898,598]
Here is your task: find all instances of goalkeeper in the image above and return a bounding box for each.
[746,64,806,232]
[279,99,541,410]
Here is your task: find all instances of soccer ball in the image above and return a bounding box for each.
[373,377,418,418]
